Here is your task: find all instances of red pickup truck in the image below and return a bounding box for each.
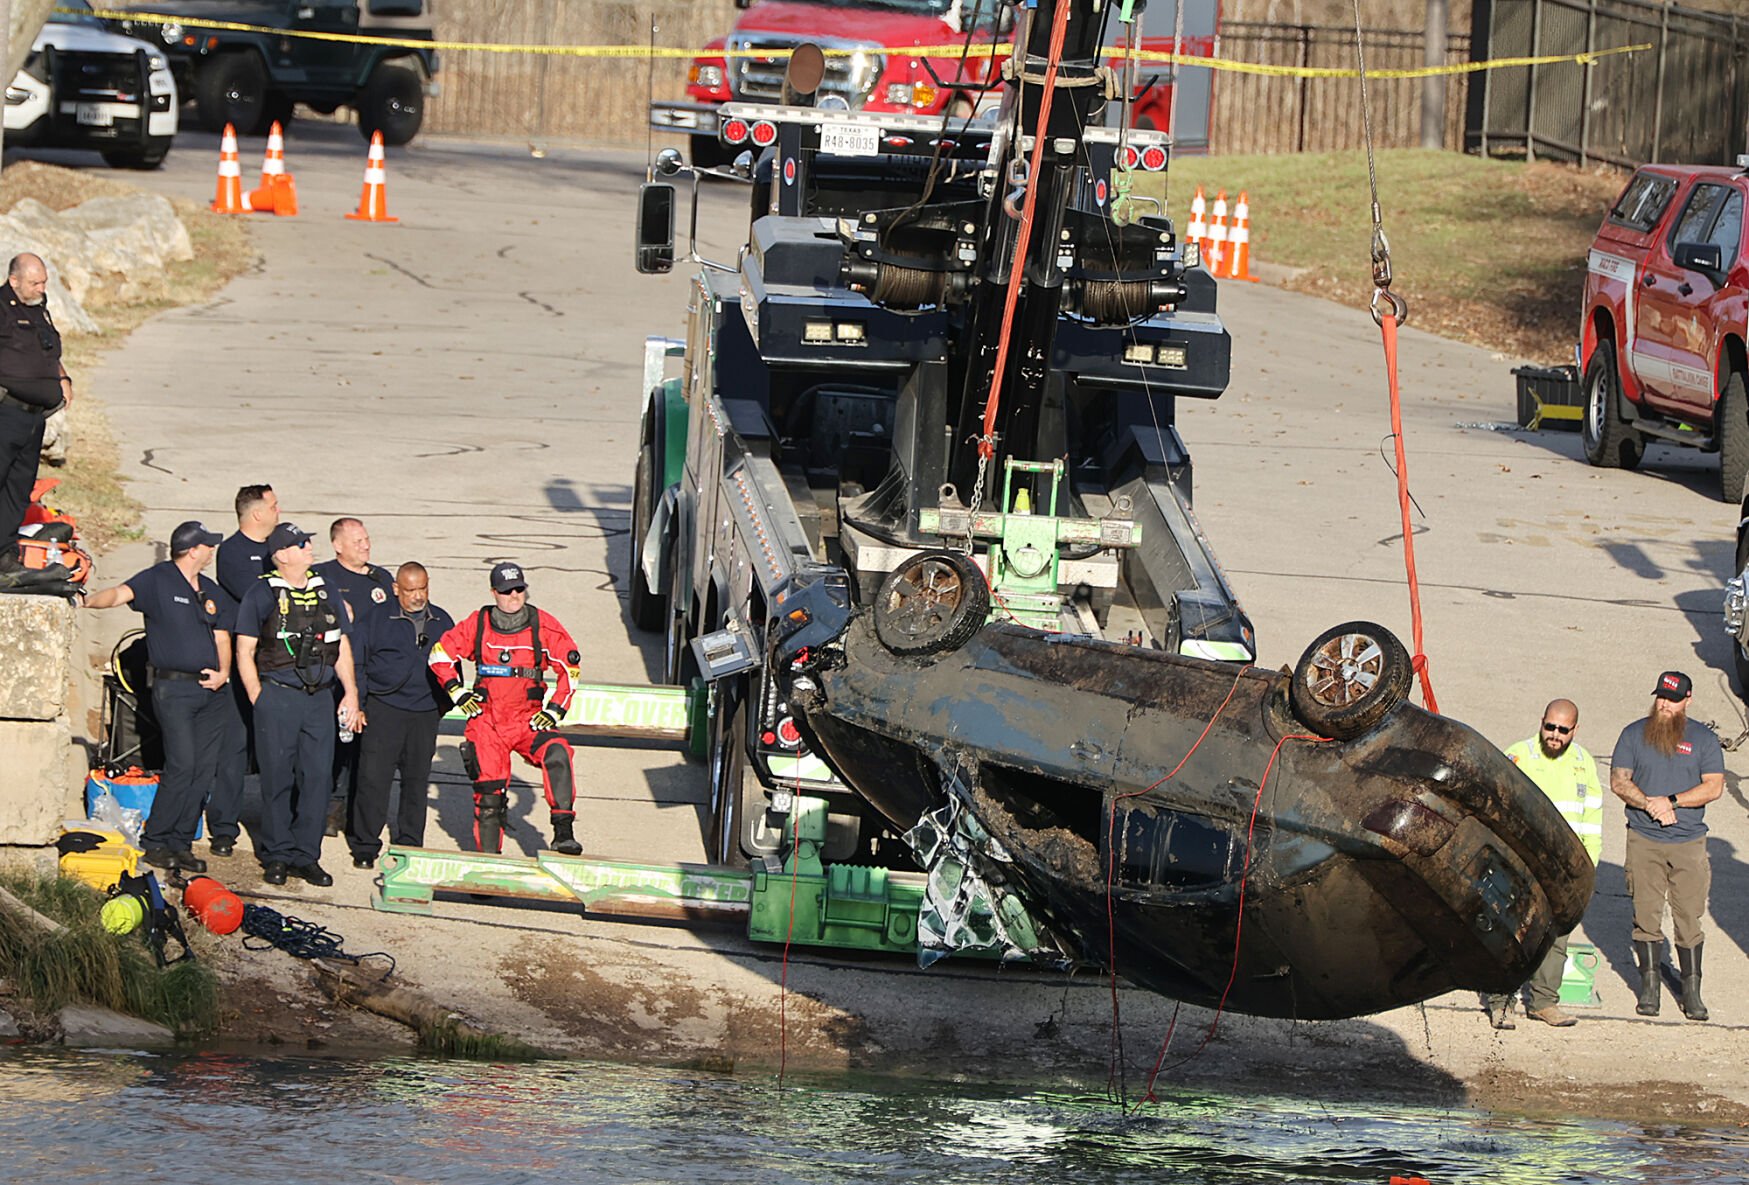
[1580,160,1749,502]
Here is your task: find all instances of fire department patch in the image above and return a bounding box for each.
[371,588,387,603]
[204,599,216,616]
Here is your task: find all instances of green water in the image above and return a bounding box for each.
[0,1048,1743,1184]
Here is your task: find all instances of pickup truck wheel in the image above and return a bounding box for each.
[1733,528,1749,697]
[197,54,269,134]
[359,64,423,146]
[1289,621,1412,740]
[874,550,989,657]
[1580,340,1644,470]
[101,136,172,170]
[629,440,668,631]
[262,93,295,129]
[1716,370,1749,503]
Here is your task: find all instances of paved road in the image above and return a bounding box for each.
[40,124,1749,1102]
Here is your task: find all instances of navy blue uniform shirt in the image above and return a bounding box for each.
[356,601,455,712]
[218,530,273,603]
[312,558,394,627]
[126,561,235,675]
[235,573,352,690]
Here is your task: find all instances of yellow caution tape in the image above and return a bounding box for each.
[76,8,1648,79]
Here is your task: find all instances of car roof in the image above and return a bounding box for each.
[1638,163,1747,183]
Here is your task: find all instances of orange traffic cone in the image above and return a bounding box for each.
[210,124,245,214]
[257,120,286,190]
[345,131,398,223]
[243,119,298,215]
[1185,185,1208,269]
[1205,189,1228,276]
[1225,190,1257,282]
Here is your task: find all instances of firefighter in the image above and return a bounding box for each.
[428,562,584,856]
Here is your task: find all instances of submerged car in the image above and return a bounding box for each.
[3,0,178,169]
[778,553,1596,1019]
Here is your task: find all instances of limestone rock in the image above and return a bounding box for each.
[57,1005,175,1048]
[0,718,81,845]
[61,195,193,263]
[0,1009,17,1038]
[0,595,74,721]
[82,224,171,302]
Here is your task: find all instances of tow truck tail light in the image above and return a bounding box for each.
[1120,145,1140,170]
[1140,145,1168,171]
[722,118,750,145]
[751,120,778,147]
[776,717,802,748]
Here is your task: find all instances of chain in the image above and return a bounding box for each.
[962,448,991,553]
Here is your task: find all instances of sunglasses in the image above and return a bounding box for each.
[1541,722,1573,735]
[498,586,527,595]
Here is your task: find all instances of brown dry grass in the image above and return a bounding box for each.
[0,161,255,552]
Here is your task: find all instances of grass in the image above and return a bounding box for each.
[0,870,219,1037]
[1167,149,1627,364]
[0,161,255,552]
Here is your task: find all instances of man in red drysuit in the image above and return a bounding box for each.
[428,561,584,855]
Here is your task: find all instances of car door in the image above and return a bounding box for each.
[1634,181,1740,416]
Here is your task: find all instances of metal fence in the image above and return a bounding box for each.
[1211,23,1473,154]
[1467,0,1749,167]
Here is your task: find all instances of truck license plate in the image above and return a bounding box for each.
[818,122,879,157]
[76,104,112,127]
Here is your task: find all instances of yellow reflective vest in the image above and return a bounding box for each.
[1505,736,1603,864]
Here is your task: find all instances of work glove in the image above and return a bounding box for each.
[529,707,560,733]
[451,687,486,718]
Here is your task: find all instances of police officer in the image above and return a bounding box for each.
[210,482,281,857]
[81,521,234,874]
[348,561,454,866]
[1484,698,1603,1029]
[313,516,394,836]
[0,254,73,588]
[234,522,361,887]
[428,562,585,856]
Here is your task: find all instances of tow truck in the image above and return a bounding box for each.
[379,0,1593,1022]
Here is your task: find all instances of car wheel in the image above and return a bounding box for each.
[196,54,268,135]
[262,92,295,130]
[1580,340,1644,470]
[873,550,989,657]
[1289,621,1413,740]
[101,136,172,170]
[1716,369,1749,503]
[1734,528,1749,698]
[706,681,779,865]
[629,432,668,632]
[359,63,423,146]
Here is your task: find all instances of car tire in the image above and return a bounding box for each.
[1580,340,1644,470]
[629,428,668,632]
[196,54,269,135]
[1289,620,1413,740]
[101,136,172,170]
[1716,369,1749,504]
[262,92,295,130]
[358,63,423,146]
[873,550,989,657]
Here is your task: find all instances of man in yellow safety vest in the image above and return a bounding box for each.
[1486,698,1603,1029]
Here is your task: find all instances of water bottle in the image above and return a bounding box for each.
[338,706,355,744]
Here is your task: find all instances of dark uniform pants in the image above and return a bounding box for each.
[254,680,337,866]
[1625,830,1711,948]
[144,679,228,851]
[349,701,441,858]
[0,400,48,544]
[207,678,252,843]
[331,684,361,811]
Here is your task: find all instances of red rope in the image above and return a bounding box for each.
[1103,664,1251,1096]
[1378,311,1438,714]
[1136,731,1326,1106]
[977,0,1074,461]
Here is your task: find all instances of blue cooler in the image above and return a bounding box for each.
[84,768,204,841]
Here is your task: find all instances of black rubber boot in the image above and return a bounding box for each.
[550,812,582,856]
[1678,943,1709,1022]
[1635,939,1662,1016]
[473,789,507,854]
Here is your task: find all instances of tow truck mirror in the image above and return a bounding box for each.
[367,0,424,15]
[1673,240,1726,280]
[636,182,677,275]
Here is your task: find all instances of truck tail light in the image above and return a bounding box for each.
[1120,145,1139,170]
[1140,145,1167,171]
[776,717,803,748]
[722,117,750,145]
[750,120,778,147]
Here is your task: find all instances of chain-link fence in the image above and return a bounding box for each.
[1467,0,1749,167]
[1212,22,1472,153]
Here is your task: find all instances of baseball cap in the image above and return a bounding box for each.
[490,561,527,593]
[1653,671,1693,701]
[169,520,221,553]
[266,523,312,554]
